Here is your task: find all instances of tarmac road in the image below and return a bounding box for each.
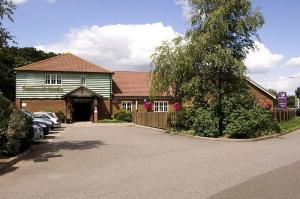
[1,124,300,199]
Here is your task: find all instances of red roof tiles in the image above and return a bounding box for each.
[16,53,113,73]
[113,71,152,97]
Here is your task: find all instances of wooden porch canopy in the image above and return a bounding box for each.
[62,86,103,99]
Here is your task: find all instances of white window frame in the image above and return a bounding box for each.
[121,101,132,112]
[45,74,62,85]
[154,101,168,112]
[80,75,86,85]
[56,74,62,85]
[45,74,51,85]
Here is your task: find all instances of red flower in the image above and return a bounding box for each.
[144,102,152,111]
[263,103,272,110]
[173,102,181,112]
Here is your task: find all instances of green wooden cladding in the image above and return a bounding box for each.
[16,72,112,98]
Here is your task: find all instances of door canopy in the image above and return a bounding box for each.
[63,86,103,99]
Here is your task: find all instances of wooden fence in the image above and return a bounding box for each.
[132,109,297,130]
[271,108,297,123]
[132,112,177,130]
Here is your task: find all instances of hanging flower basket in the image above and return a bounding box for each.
[144,102,152,111]
[173,102,182,112]
[263,103,272,110]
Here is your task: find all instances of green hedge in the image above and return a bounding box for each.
[174,104,280,139]
[56,111,66,123]
[113,110,132,122]
[0,92,33,157]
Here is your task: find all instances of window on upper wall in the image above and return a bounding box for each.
[45,74,51,85]
[122,101,132,111]
[154,101,168,112]
[45,74,62,85]
[80,75,86,85]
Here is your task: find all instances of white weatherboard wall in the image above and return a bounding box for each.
[16,72,112,99]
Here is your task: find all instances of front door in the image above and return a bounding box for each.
[72,98,93,122]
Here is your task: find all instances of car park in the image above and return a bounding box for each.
[31,112,55,129]
[32,112,61,128]
[21,109,52,134]
[34,112,61,128]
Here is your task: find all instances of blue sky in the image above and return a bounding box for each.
[6,0,300,94]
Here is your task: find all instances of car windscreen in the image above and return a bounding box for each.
[33,113,50,119]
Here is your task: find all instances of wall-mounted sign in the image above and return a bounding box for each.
[278,92,287,109]
[22,86,63,92]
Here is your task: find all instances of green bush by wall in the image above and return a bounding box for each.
[114,110,132,122]
[0,92,33,157]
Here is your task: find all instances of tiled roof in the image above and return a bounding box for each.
[16,53,113,73]
[113,71,152,97]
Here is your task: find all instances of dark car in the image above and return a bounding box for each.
[32,113,56,129]
[21,109,52,135]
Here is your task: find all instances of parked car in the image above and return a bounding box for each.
[32,124,44,140]
[34,112,61,128]
[33,112,59,128]
[31,112,55,129]
[32,120,50,135]
[20,109,51,134]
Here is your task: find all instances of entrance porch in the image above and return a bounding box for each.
[63,86,102,123]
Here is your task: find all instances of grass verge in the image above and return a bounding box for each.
[279,117,300,133]
[98,119,123,123]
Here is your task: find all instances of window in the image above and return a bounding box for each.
[154,101,168,112]
[122,101,132,111]
[45,74,51,84]
[56,75,62,85]
[80,75,86,85]
[45,74,62,85]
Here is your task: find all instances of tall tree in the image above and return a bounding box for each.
[152,0,264,136]
[0,47,57,101]
[0,0,16,47]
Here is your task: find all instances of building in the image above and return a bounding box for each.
[15,53,276,123]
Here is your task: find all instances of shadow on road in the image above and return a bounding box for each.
[24,140,106,163]
[207,160,300,199]
[0,166,18,176]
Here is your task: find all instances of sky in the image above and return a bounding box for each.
[5,0,300,94]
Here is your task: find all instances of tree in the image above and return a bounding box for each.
[152,0,264,136]
[0,0,16,47]
[287,95,295,108]
[0,47,57,101]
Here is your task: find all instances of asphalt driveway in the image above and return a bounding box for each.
[1,124,300,199]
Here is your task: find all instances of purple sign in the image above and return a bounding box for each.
[278,92,287,109]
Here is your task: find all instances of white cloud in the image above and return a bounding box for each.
[175,0,192,21]
[251,75,299,95]
[245,41,284,74]
[10,0,27,5]
[35,23,179,71]
[285,57,300,66]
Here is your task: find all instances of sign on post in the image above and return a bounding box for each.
[278,92,287,109]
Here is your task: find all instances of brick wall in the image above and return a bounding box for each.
[99,98,111,119]
[112,98,177,115]
[249,85,274,109]
[17,99,66,114]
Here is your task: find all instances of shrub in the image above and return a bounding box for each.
[225,107,277,138]
[192,108,219,137]
[173,108,195,130]
[0,92,33,157]
[114,109,132,122]
[56,111,66,123]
